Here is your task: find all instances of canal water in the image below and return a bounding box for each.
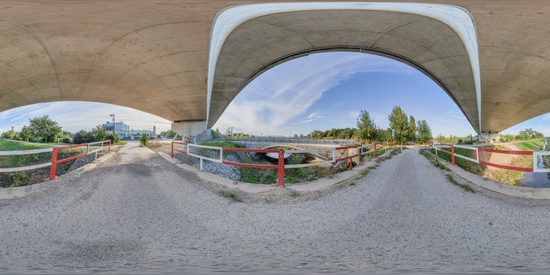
[516,141,550,188]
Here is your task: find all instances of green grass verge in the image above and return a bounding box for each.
[446,174,475,193]
[0,139,52,151]
[515,139,546,151]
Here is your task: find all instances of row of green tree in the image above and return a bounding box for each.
[1,115,119,144]
[499,128,544,142]
[309,106,432,144]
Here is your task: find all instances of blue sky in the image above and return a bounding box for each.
[0,52,548,137]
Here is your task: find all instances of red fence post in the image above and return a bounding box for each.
[171,142,174,158]
[50,148,58,180]
[452,145,455,165]
[349,157,352,171]
[108,140,111,151]
[278,149,285,186]
[374,143,377,158]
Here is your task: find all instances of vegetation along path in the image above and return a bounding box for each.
[2,144,550,273]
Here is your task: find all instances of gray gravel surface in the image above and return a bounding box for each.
[2,143,550,274]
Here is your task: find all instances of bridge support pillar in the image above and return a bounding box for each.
[479,132,500,143]
[172,121,207,137]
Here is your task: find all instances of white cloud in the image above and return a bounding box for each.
[307,112,325,119]
[214,52,416,135]
[297,119,316,124]
[349,111,360,119]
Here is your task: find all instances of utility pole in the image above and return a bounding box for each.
[109,114,115,135]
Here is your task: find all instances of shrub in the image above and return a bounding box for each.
[288,154,306,165]
[263,170,277,184]
[62,138,71,143]
[6,172,33,188]
[140,133,149,147]
[244,176,258,183]
[108,133,120,144]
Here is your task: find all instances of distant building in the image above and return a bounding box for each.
[103,121,157,139]
[103,121,129,134]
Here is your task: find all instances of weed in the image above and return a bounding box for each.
[284,177,300,184]
[446,174,475,193]
[356,168,369,180]
[218,190,243,202]
[263,197,272,203]
[147,139,163,148]
[349,182,356,186]
[289,191,301,197]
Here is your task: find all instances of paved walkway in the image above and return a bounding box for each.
[1,147,550,273]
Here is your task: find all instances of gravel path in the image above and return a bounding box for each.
[2,144,550,274]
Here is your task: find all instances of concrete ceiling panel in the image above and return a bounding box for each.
[0,1,548,134]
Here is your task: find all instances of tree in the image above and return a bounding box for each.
[409,115,416,143]
[92,125,109,141]
[388,106,409,144]
[73,130,88,144]
[2,127,16,139]
[29,115,62,143]
[435,133,446,143]
[416,120,432,144]
[356,110,377,142]
[19,126,33,141]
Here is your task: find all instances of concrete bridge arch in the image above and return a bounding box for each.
[207,3,481,133]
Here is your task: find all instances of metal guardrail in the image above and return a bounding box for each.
[429,141,543,173]
[171,141,388,186]
[0,140,111,180]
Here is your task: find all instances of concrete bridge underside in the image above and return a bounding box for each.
[0,1,549,136]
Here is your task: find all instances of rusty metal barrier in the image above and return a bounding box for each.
[429,141,535,172]
[171,141,382,186]
[171,141,285,186]
[0,148,54,172]
[50,140,111,180]
[0,140,111,180]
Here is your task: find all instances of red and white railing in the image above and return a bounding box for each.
[429,141,544,172]
[0,140,111,180]
[171,141,391,186]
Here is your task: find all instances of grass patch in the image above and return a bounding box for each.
[218,190,243,202]
[446,174,475,193]
[515,139,545,151]
[262,197,272,203]
[349,181,356,186]
[428,148,482,175]
[0,139,52,151]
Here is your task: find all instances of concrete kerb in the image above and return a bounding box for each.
[0,151,117,201]
[158,150,394,195]
[425,148,550,202]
